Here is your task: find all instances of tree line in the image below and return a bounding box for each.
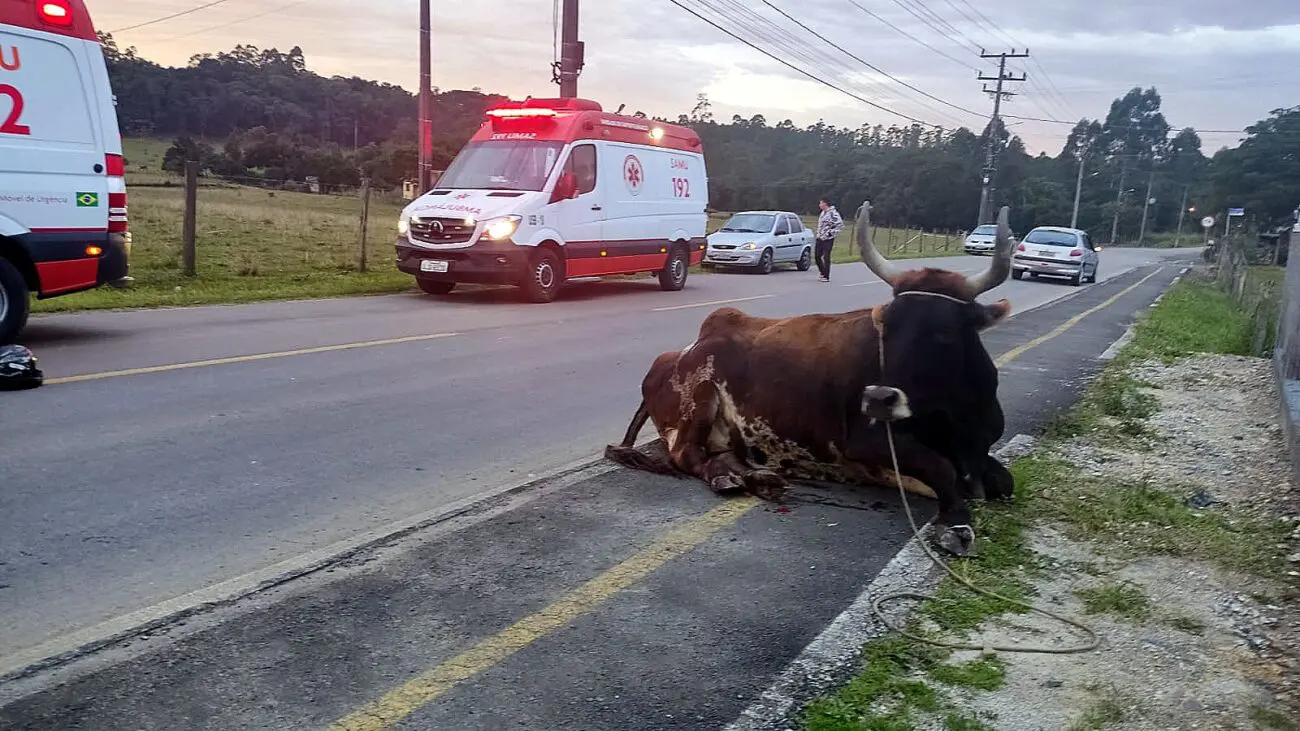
[101,34,1300,240]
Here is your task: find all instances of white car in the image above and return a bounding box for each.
[704,211,814,274]
[1011,226,1100,286]
[964,223,1017,255]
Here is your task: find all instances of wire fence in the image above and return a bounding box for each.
[1214,225,1288,357]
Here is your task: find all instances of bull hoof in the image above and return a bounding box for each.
[744,469,790,501]
[936,525,977,558]
[708,474,746,494]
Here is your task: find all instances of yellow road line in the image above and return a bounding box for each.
[329,265,1172,729]
[327,496,759,731]
[44,332,459,385]
[652,294,773,312]
[994,267,1164,368]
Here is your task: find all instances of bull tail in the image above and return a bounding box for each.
[604,401,680,476]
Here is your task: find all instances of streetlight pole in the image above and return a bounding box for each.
[1175,185,1190,247]
[1109,163,1127,245]
[1137,170,1155,246]
[1070,145,1087,229]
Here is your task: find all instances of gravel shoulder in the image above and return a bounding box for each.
[799,271,1300,731]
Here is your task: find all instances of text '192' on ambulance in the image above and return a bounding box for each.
[396,97,708,303]
[0,0,129,344]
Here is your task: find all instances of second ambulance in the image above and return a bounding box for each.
[396,97,708,303]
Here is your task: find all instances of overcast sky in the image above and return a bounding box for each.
[95,0,1300,155]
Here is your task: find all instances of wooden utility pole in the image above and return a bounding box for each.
[976,49,1028,225]
[1109,162,1127,245]
[358,178,371,273]
[556,0,583,97]
[183,160,198,276]
[417,0,433,193]
[1070,142,1088,229]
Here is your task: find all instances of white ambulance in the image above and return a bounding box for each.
[396,97,708,303]
[0,0,129,343]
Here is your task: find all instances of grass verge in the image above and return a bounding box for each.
[797,275,1291,730]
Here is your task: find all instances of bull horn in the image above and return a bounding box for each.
[964,205,1013,295]
[856,200,902,285]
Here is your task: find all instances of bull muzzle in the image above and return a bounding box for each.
[861,385,911,422]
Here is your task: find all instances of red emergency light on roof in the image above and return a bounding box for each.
[39,1,73,26]
[485,108,557,119]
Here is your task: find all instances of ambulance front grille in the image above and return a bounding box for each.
[409,217,475,245]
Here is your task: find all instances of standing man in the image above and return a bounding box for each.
[814,197,844,282]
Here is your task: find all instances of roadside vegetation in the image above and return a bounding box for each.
[800,271,1297,731]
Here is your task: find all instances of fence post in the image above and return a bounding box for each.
[182,160,198,276]
[358,178,371,273]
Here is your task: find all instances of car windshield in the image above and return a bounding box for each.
[436,140,565,191]
[971,225,997,235]
[718,214,775,233]
[1023,229,1079,247]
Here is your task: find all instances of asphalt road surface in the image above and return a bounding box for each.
[0,250,1193,704]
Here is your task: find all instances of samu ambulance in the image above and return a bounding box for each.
[0,0,129,343]
[396,97,708,303]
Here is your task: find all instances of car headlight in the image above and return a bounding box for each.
[483,215,521,241]
[398,217,410,236]
[739,242,757,250]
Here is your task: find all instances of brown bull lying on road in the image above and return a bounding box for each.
[605,201,1017,556]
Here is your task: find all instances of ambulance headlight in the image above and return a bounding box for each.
[483,215,521,241]
[398,217,410,236]
[739,242,757,250]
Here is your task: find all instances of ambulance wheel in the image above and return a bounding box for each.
[417,278,455,296]
[659,245,689,291]
[796,247,812,271]
[522,248,563,303]
[0,257,31,345]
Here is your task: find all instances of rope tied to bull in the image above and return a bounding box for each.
[869,300,1100,655]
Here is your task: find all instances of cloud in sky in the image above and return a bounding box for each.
[94,0,1300,154]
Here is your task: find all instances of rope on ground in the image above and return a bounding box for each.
[867,421,1100,654]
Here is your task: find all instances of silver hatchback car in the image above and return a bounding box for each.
[1011,226,1100,286]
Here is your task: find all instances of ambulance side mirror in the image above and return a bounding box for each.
[550,172,578,203]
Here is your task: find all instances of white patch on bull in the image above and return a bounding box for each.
[663,427,680,452]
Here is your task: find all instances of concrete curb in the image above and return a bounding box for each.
[721,435,1037,731]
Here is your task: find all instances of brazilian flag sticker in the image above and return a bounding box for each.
[76,192,100,207]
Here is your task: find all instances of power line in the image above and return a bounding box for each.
[668,0,943,127]
[844,0,974,71]
[155,0,310,42]
[761,0,985,123]
[109,0,239,34]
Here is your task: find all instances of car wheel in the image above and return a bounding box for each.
[1011,269,1024,280]
[796,247,812,271]
[0,258,31,345]
[756,249,774,275]
[658,245,689,291]
[1088,264,1099,283]
[1069,271,1082,286]
[417,278,455,296]
[521,248,563,303]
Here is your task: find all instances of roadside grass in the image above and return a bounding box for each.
[796,275,1291,730]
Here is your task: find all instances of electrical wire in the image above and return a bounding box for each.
[668,0,942,127]
[761,1,985,123]
[154,0,311,43]
[109,0,239,34]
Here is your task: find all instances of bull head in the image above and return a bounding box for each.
[855,201,1013,296]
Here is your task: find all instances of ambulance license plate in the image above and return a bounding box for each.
[420,259,449,273]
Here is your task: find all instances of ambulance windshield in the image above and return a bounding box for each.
[437,140,564,192]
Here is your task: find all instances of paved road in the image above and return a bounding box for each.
[0,249,1191,679]
[0,255,1195,730]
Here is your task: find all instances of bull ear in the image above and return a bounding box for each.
[970,298,1011,331]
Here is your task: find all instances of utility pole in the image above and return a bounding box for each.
[1109,162,1127,245]
[417,0,433,193]
[556,0,583,98]
[1137,170,1155,245]
[1175,185,1190,247]
[1070,143,1087,229]
[976,49,1029,225]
